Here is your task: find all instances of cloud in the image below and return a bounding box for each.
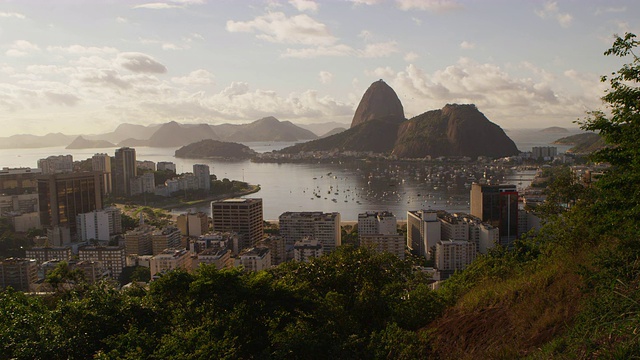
[460,41,475,49]
[76,69,133,90]
[116,17,128,23]
[535,1,573,28]
[172,69,214,85]
[289,0,318,12]
[5,40,40,57]
[358,30,373,41]
[47,45,118,55]
[0,12,26,19]
[133,3,182,10]
[404,52,419,62]
[365,66,397,79]
[380,59,601,127]
[44,91,81,106]
[318,71,333,84]
[350,0,381,5]
[226,12,337,46]
[282,44,353,58]
[396,0,463,12]
[117,52,167,73]
[359,41,399,58]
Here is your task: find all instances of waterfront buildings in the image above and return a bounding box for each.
[358,211,397,237]
[211,198,263,251]
[113,147,137,197]
[38,172,103,239]
[435,239,477,275]
[91,153,112,195]
[470,183,518,247]
[193,164,211,192]
[37,155,73,174]
[157,161,176,172]
[407,210,441,259]
[279,211,341,254]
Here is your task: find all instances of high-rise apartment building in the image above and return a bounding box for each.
[78,246,126,280]
[113,147,137,197]
[0,167,41,195]
[211,198,263,251]
[439,212,469,241]
[470,183,518,246]
[37,155,73,174]
[150,249,192,277]
[358,211,397,237]
[293,237,323,262]
[407,210,441,259]
[151,227,182,255]
[0,258,37,292]
[193,164,210,191]
[157,161,176,173]
[38,172,103,238]
[435,240,477,274]
[92,153,112,195]
[124,227,154,256]
[279,211,341,254]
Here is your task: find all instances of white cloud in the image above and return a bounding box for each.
[318,71,333,84]
[44,91,81,107]
[350,0,381,5]
[404,52,419,62]
[289,0,318,12]
[226,12,337,46]
[535,1,573,28]
[116,17,128,23]
[117,52,167,74]
[133,3,182,10]
[5,40,40,57]
[172,69,214,85]
[365,66,397,79]
[396,0,463,12]
[359,41,399,58]
[384,59,599,127]
[460,41,475,49]
[0,12,25,19]
[162,43,189,50]
[47,45,118,55]
[282,44,353,58]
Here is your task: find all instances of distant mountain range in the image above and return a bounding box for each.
[0,117,321,149]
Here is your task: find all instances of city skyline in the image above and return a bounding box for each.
[1,1,638,136]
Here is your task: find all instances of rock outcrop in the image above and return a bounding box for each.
[351,80,405,128]
[393,104,519,158]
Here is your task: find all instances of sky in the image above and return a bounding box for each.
[0,0,638,136]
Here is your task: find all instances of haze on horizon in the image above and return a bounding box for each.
[0,0,637,137]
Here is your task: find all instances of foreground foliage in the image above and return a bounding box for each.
[0,247,442,360]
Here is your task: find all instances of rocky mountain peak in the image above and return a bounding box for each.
[351,80,405,128]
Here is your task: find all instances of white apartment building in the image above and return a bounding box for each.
[279,211,341,254]
[293,237,323,262]
[358,211,397,237]
[407,210,441,259]
[193,164,211,191]
[193,247,232,271]
[435,240,477,272]
[439,213,469,241]
[150,248,192,277]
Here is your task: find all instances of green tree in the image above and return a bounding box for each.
[580,32,640,237]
